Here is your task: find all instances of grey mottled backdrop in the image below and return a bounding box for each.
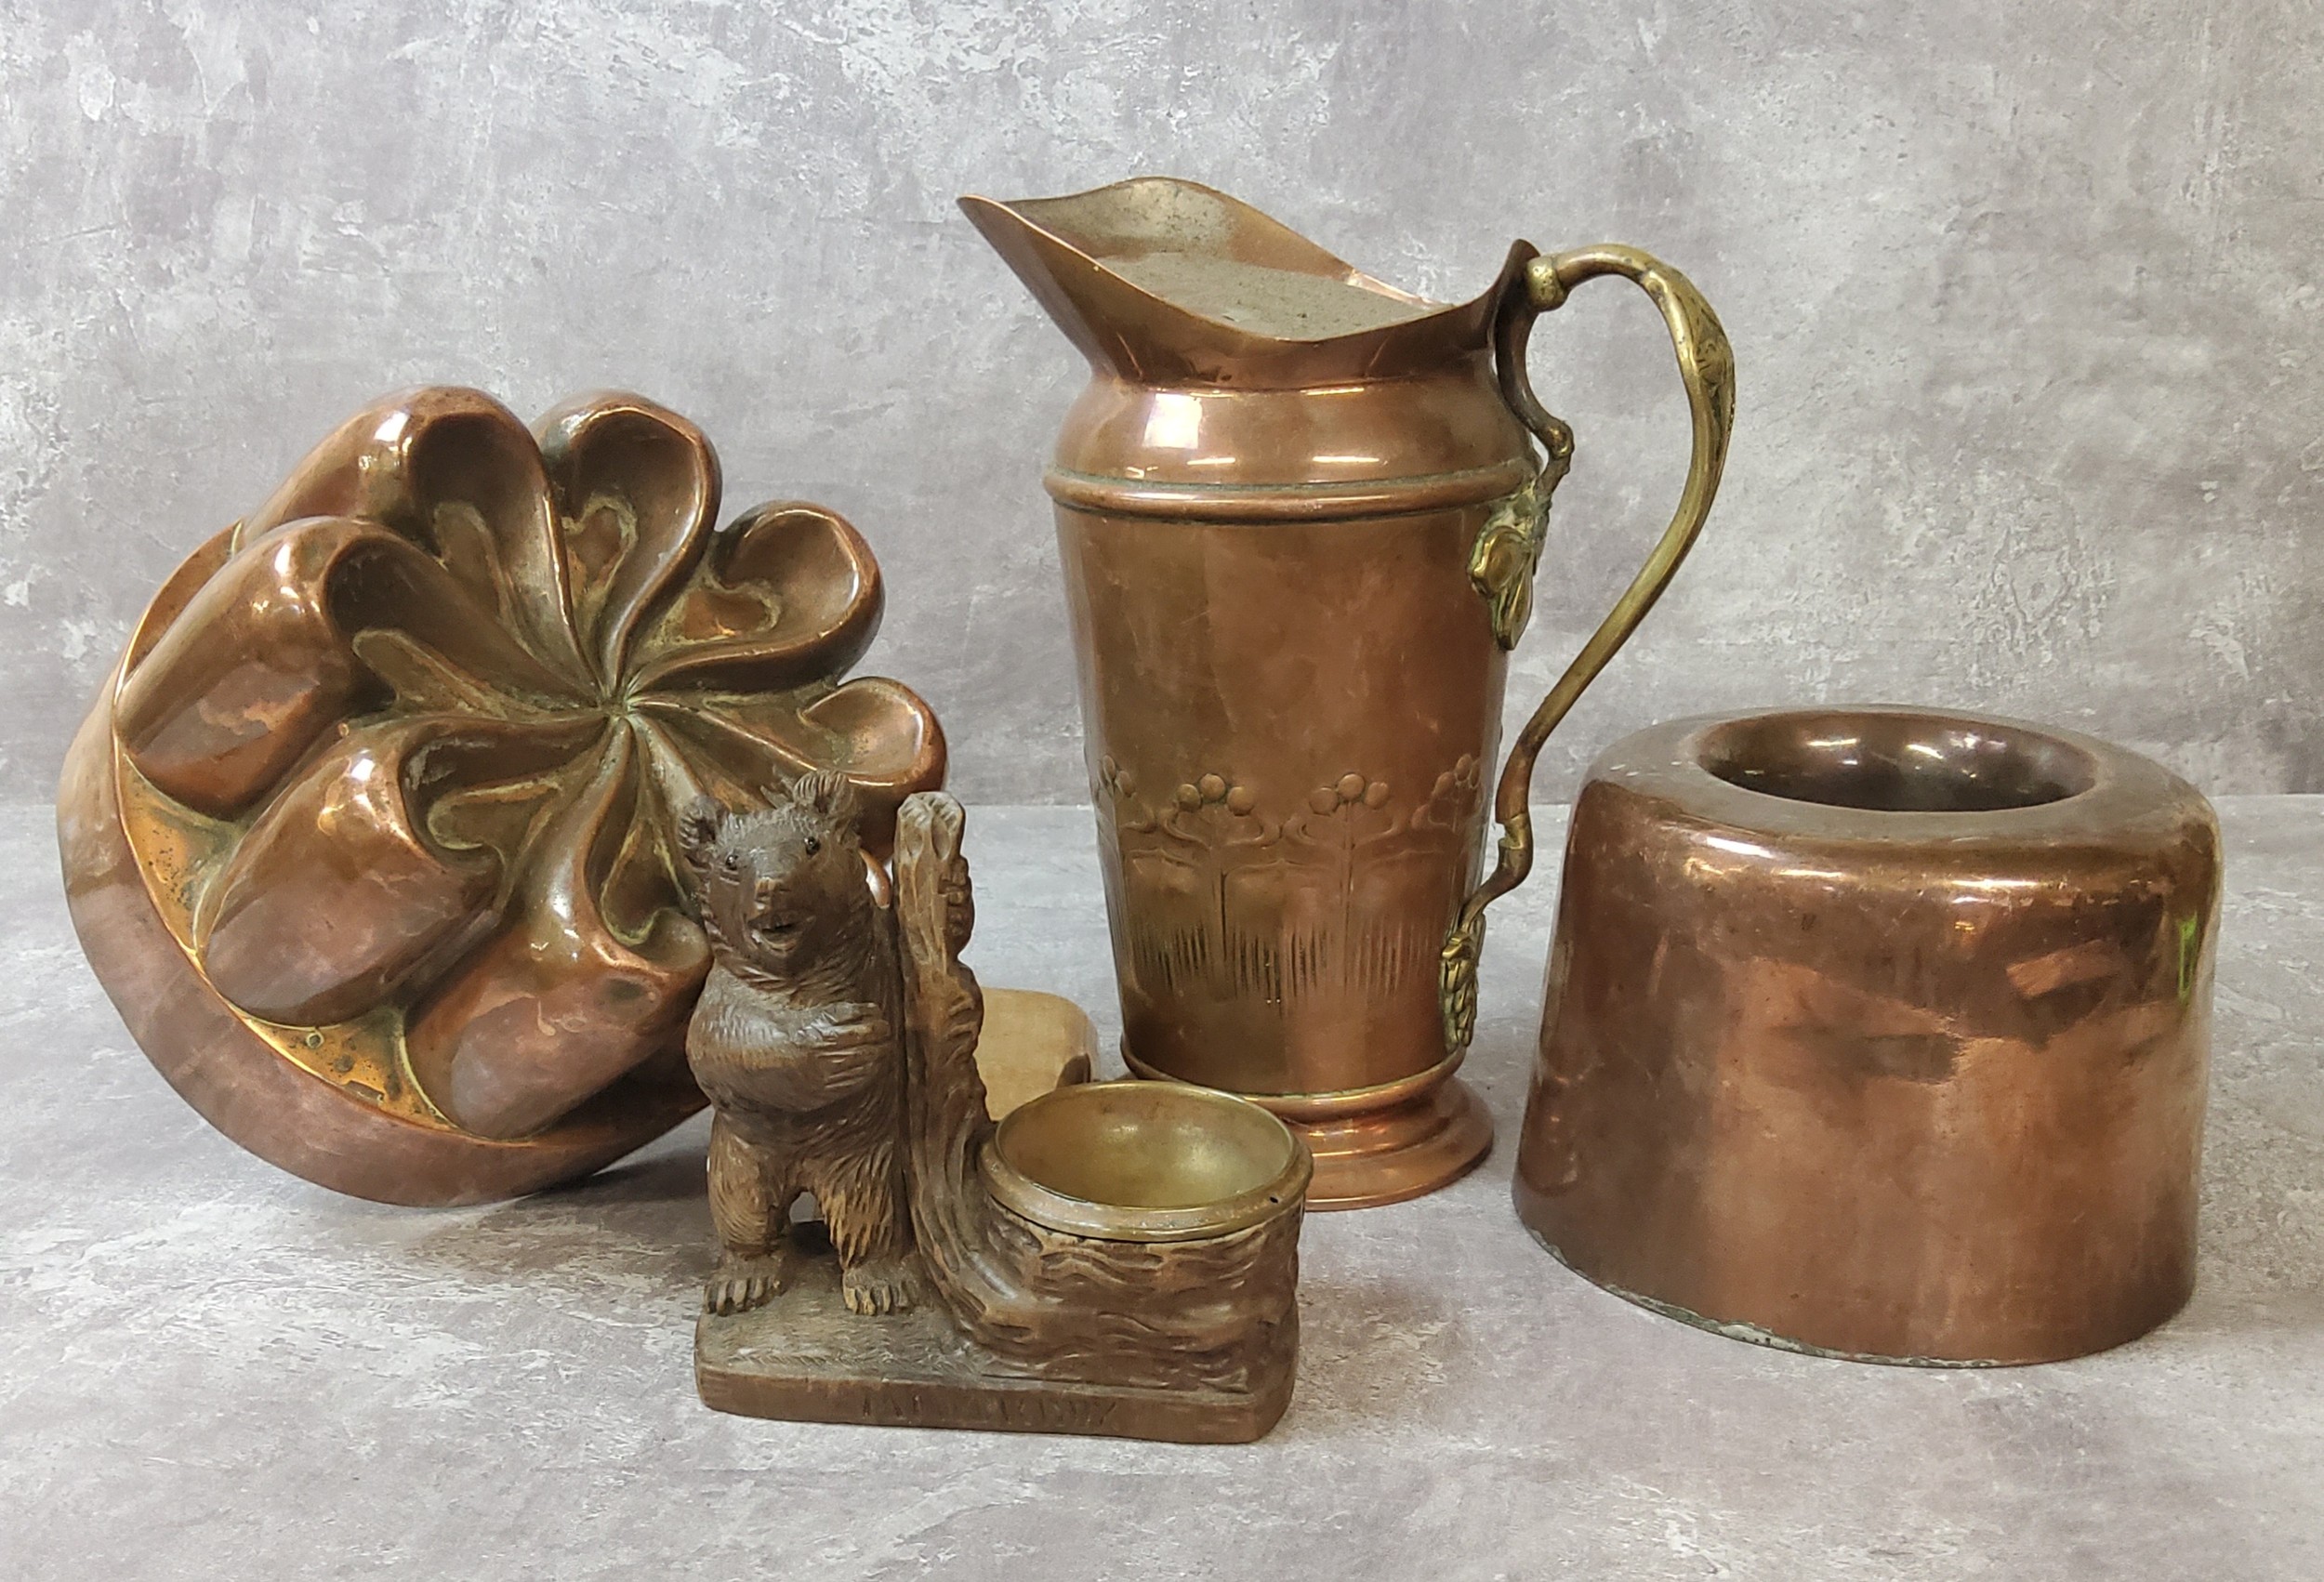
[4,0,2317,804]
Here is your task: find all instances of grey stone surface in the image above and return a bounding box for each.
[3,3,2319,804]
[7,797,2323,1579]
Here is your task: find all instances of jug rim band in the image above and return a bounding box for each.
[1044,458,1535,522]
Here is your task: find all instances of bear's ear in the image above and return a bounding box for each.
[786,770,862,837]
[676,795,725,873]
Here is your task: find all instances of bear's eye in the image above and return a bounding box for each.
[803,836,822,855]
[721,852,741,873]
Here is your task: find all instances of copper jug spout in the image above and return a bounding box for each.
[958,178,1505,386]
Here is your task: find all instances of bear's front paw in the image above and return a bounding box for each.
[704,1249,792,1316]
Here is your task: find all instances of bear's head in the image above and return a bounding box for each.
[679,771,872,977]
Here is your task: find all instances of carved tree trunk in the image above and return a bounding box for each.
[891,794,1299,1394]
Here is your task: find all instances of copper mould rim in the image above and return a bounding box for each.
[1602,705,2210,848]
[1042,457,1535,521]
[1519,1221,2164,1370]
[979,1081,1313,1244]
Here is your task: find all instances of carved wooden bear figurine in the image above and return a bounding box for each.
[679,772,918,1317]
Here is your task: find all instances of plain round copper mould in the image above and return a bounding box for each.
[1515,707,2221,1364]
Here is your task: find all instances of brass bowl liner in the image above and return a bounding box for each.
[983,1080,1314,1243]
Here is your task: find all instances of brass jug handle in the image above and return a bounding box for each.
[1438,244,1736,1053]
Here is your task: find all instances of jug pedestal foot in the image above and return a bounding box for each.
[1287,1076,1493,1209]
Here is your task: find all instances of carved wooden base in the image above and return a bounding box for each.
[695,1255,1294,1443]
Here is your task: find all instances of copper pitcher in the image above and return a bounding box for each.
[962,178,1735,1207]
